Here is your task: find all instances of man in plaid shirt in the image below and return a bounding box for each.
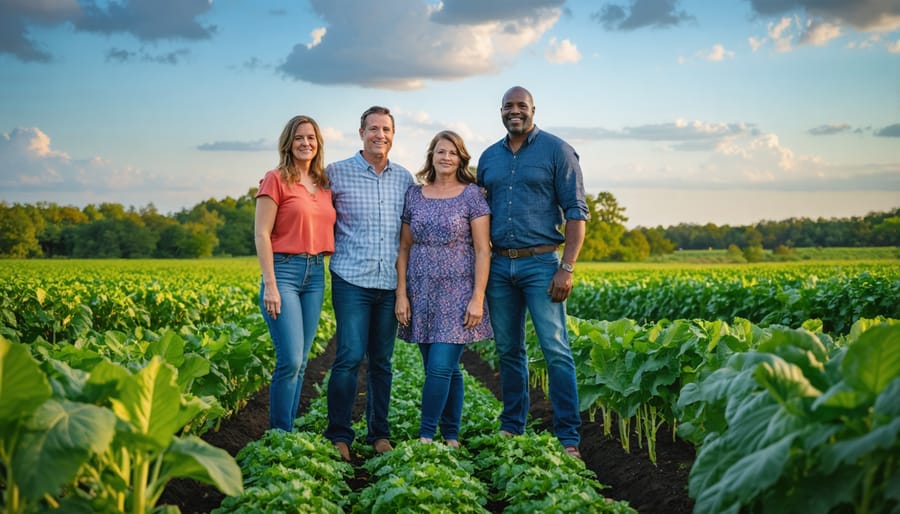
[324,106,414,461]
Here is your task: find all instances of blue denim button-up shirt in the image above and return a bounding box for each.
[477,126,589,249]
[327,151,414,289]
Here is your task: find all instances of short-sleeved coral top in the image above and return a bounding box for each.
[257,169,336,255]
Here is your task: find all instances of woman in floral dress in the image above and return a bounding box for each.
[395,130,492,448]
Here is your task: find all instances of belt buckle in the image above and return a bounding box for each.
[507,248,519,258]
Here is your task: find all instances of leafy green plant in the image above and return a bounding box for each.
[680,321,900,514]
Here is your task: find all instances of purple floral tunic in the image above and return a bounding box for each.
[398,183,493,344]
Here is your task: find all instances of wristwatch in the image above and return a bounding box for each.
[559,262,575,273]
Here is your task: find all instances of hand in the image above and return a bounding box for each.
[547,268,573,303]
[263,288,281,320]
[395,295,411,327]
[463,299,483,329]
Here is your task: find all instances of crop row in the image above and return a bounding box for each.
[473,316,900,513]
[568,262,900,334]
[217,342,636,513]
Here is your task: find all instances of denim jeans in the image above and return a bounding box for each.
[260,252,326,432]
[325,272,397,444]
[418,342,465,440]
[486,251,581,447]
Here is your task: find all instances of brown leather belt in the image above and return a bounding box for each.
[492,245,558,259]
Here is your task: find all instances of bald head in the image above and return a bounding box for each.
[500,86,535,137]
[502,86,533,106]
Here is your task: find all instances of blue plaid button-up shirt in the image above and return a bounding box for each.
[327,151,414,290]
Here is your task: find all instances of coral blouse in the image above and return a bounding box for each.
[257,169,336,255]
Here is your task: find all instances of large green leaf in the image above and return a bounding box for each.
[819,416,900,474]
[160,435,243,496]
[12,399,116,501]
[842,323,900,396]
[109,356,188,450]
[754,359,820,416]
[0,338,51,424]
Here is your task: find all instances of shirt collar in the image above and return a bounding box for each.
[503,125,541,150]
[353,150,393,174]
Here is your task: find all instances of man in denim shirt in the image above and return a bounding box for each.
[476,86,589,459]
[325,106,414,461]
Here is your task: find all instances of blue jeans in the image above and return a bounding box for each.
[325,272,397,444]
[486,251,581,447]
[418,342,465,440]
[260,252,326,432]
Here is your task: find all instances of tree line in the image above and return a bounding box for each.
[1,189,897,259]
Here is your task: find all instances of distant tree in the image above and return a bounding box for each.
[725,244,744,262]
[610,229,650,262]
[871,216,900,246]
[640,226,676,255]
[743,244,765,263]
[0,203,42,257]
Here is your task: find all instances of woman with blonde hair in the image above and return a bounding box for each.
[255,115,336,431]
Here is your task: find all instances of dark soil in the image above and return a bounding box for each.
[160,340,695,513]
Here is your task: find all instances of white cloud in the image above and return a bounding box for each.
[278,0,561,89]
[888,39,900,53]
[0,126,172,193]
[801,20,842,46]
[306,27,326,49]
[746,0,900,32]
[698,43,734,61]
[545,37,581,64]
[551,120,899,192]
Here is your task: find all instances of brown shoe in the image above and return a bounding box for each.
[333,441,351,462]
[373,438,393,454]
[564,446,582,460]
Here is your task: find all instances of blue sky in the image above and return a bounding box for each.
[1,0,898,228]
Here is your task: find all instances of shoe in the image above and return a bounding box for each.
[445,439,461,449]
[564,446,582,459]
[373,438,393,454]
[333,441,351,462]
[419,437,433,444]
[499,430,516,438]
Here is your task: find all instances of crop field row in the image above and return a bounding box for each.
[1,258,898,513]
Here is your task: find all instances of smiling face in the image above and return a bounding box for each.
[291,122,318,165]
[500,87,535,137]
[432,137,461,180]
[359,112,394,161]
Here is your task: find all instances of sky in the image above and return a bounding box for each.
[1,0,898,228]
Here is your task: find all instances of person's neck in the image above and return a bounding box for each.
[432,175,459,188]
[362,150,389,174]
[507,130,529,152]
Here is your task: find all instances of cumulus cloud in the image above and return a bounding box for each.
[1,0,214,62]
[430,0,565,24]
[746,0,900,32]
[0,0,81,61]
[800,20,842,46]
[197,139,271,152]
[545,37,581,63]
[747,0,900,52]
[75,0,216,41]
[552,120,757,151]
[550,119,899,191]
[0,127,172,193]
[591,0,694,31]
[698,43,734,61]
[874,123,900,137]
[808,123,851,135]
[278,0,561,89]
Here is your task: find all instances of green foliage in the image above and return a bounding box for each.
[568,263,900,334]
[0,337,242,514]
[681,322,900,514]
